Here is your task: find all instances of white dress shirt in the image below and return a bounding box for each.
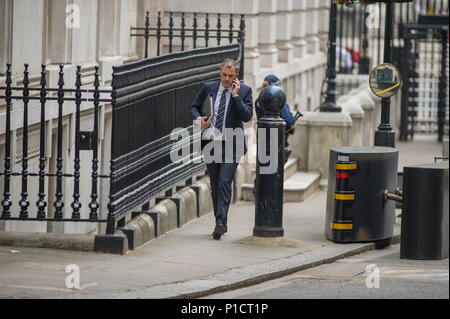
[198,83,232,141]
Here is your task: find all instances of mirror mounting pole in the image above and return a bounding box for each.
[374,1,395,148]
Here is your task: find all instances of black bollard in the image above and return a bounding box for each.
[253,85,286,237]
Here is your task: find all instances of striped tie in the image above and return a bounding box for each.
[214,88,228,133]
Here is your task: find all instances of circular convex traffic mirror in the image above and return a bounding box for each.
[369,63,402,99]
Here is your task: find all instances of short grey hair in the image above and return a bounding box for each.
[220,58,239,74]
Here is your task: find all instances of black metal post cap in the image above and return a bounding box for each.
[259,85,286,116]
[319,101,342,112]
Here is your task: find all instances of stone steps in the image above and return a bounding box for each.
[282,171,321,202]
[250,157,299,182]
[241,170,321,202]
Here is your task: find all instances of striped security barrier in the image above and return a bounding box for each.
[332,160,357,242]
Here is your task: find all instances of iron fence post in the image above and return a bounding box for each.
[54,64,65,220]
[1,63,12,218]
[181,12,186,51]
[37,64,47,219]
[193,13,198,49]
[19,64,30,219]
[239,14,245,81]
[107,84,117,235]
[144,11,150,58]
[157,12,162,56]
[438,29,448,142]
[229,14,234,44]
[71,65,82,220]
[89,66,100,221]
[217,13,222,46]
[169,12,174,53]
[205,13,210,47]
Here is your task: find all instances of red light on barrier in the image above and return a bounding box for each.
[337,172,349,179]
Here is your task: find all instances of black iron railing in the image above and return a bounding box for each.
[106,44,242,234]
[0,45,243,233]
[0,63,111,223]
[2,51,244,238]
[399,23,449,141]
[336,0,449,75]
[130,11,245,74]
[1,13,245,235]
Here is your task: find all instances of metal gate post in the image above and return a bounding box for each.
[400,35,411,141]
[438,29,448,142]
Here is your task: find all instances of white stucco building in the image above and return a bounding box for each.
[0,0,330,234]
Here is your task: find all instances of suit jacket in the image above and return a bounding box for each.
[190,80,253,159]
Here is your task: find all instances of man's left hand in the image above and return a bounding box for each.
[231,79,240,97]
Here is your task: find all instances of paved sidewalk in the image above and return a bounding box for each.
[0,136,443,299]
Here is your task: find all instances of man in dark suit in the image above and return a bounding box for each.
[190,58,253,240]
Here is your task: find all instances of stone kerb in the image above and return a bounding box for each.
[118,177,213,251]
[0,231,96,251]
[153,198,181,235]
[194,177,214,217]
[177,187,197,225]
[122,213,155,250]
[116,198,178,252]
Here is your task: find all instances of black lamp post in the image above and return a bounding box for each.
[319,0,342,112]
[374,1,395,147]
[359,7,371,74]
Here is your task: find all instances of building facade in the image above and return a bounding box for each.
[0,0,330,234]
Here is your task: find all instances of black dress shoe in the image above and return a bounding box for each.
[224,225,228,233]
[212,223,226,240]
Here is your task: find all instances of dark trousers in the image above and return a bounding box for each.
[206,161,239,226]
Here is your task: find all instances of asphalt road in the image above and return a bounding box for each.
[203,244,449,299]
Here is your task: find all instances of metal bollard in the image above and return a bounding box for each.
[253,85,286,237]
[325,147,398,243]
[401,162,449,260]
